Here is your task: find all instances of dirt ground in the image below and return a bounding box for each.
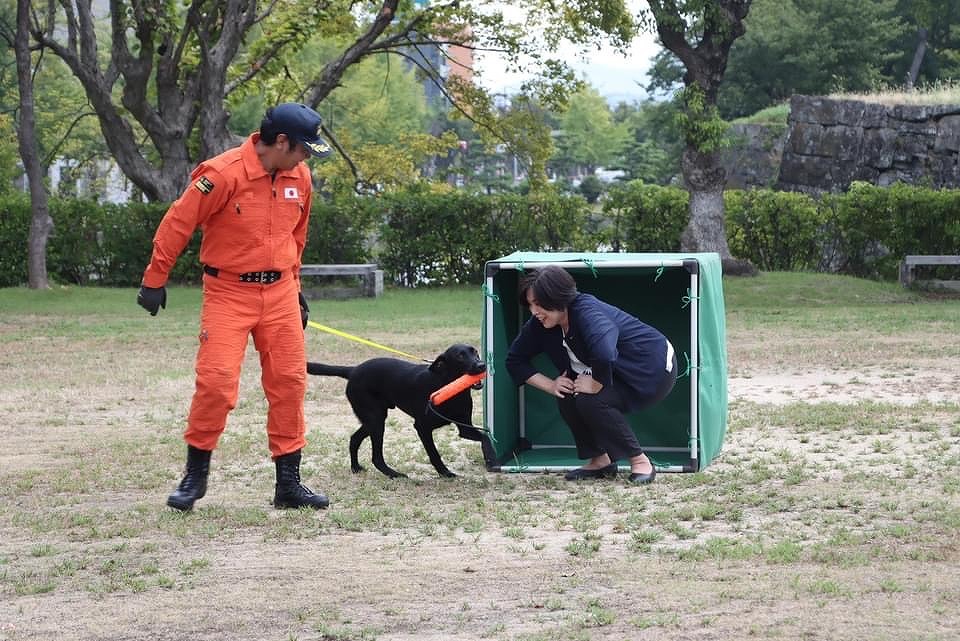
[729,366,960,405]
[1,318,959,640]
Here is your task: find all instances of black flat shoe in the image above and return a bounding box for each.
[628,467,656,485]
[564,463,619,481]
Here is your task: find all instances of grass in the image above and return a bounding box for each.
[1,272,959,640]
[832,80,960,106]
[731,102,790,126]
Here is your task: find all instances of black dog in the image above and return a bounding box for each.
[307,344,486,478]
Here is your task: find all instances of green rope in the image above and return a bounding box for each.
[507,451,530,473]
[681,288,701,309]
[676,351,697,379]
[580,258,599,278]
[654,262,665,282]
[517,260,525,273]
[481,283,500,304]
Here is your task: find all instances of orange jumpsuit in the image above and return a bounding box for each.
[142,133,313,458]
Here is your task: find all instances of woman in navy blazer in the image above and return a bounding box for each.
[505,266,677,484]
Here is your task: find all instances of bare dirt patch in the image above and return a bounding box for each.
[729,366,960,405]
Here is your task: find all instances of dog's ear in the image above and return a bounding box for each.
[429,354,447,374]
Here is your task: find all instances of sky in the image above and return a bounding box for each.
[477,38,661,105]
[473,7,662,106]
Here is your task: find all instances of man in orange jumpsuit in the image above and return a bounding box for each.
[137,103,332,511]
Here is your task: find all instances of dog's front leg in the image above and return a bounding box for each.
[457,424,484,441]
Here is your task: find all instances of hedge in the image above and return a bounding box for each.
[602,181,688,252]
[2,181,957,287]
[376,186,592,285]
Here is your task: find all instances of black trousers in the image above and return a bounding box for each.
[557,357,678,463]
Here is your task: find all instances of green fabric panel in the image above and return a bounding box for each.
[482,252,728,472]
[690,253,728,468]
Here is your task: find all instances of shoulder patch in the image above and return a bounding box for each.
[194,176,215,194]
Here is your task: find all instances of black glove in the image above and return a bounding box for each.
[137,285,167,316]
[298,291,309,329]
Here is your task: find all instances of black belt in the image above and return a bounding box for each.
[204,265,283,284]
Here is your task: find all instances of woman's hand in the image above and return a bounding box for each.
[553,372,576,398]
[573,372,603,395]
[525,371,582,398]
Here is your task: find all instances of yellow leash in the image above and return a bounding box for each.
[306,320,428,362]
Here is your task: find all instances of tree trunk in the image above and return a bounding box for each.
[15,0,52,289]
[679,147,756,274]
[679,148,730,257]
[905,27,928,90]
[650,0,755,275]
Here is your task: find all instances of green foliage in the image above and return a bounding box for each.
[318,52,428,147]
[553,84,630,173]
[719,0,907,118]
[647,1,950,120]
[601,181,689,251]
[376,186,486,286]
[314,131,459,196]
[730,103,790,127]
[0,195,174,287]
[377,185,592,286]
[100,202,192,285]
[578,175,604,203]
[551,0,636,48]
[821,181,960,279]
[0,194,31,285]
[675,85,730,152]
[725,189,824,271]
[0,114,19,194]
[233,0,349,89]
[47,200,181,286]
[0,46,107,183]
[302,196,380,265]
[618,101,683,184]
[45,198,116,285]
[885,0,960,88]
[2,182,956,288]
[723,183,960,276]
[229,38,446,193]
[450,83,558,191]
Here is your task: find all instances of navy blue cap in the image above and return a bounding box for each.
[262,103,332,158]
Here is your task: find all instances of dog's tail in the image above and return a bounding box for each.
[306,362,354,379]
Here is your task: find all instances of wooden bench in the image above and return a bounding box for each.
[899,255,960,291]
[300,264,383,299]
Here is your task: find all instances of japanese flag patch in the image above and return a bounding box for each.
[194,176,214,194]
[283,186,299,200]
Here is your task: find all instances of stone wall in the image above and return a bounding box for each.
[722,123,786,189]
[776,94,960,194]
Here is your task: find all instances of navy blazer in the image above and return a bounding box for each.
[505,293,671,410]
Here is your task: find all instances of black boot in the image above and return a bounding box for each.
[167,445,211,511]
[273,450,329,510]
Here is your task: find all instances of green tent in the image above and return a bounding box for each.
[481,251,727,473]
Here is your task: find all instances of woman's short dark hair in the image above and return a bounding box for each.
[519,266,578,311]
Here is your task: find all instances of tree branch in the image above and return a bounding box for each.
[377,46,525,167]
[41,109,98,167]
[304,0,401,105]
